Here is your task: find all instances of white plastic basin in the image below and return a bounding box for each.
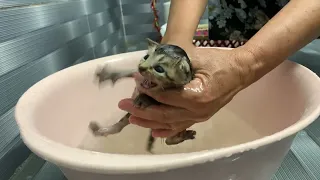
[15,49,320,180]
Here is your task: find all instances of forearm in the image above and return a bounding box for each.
[161,0,208,45]
[240,0,320,84]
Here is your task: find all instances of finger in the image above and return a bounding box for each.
[118,98,197,123]
[151,129,173,138]
[152,122,194,138]
[130,115,194,130]
[129,116,171,129]
[135,78,204,109]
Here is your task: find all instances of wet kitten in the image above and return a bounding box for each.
[89,38,196,153]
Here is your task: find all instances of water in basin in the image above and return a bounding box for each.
[78,108,263,154]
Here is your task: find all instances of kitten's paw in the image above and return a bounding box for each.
[133,94,158,109]
[94,64,120,86]
[89,121,103,136]
[165,130,196,145]
[89,121,122,137]
[89,121,100,132]
[146,131,155,153]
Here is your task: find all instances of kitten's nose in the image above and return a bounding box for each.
[138,67,147,73]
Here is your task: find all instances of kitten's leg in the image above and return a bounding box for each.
[90,63,139,137]
[165,130,197,145]
[146,129,155,153]
[131,93,161,153]
[89,94,158,137]
[132,94,198,150]
[95,63,137,85]
[89,113,130,136]
[89,64,134,137]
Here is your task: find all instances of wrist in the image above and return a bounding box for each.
[161,33,193,45]
[234,43,283,88]
[232,45,265,88]
[161,34,196,56]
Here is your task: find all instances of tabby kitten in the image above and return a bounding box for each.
[89,38,196,153]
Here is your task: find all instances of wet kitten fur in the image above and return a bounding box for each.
[89,38,196,153]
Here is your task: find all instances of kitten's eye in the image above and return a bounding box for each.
[143,54,149,60]
[153,65,165,73]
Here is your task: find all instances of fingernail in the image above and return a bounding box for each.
[151,130,157,137]
[129,119,136,124]
[118,99,133,110]
[128,117,136,124]
[118,100,126,109]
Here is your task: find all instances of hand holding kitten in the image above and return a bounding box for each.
[118,43,255,138]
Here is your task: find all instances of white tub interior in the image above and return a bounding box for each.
[24,50,318,156]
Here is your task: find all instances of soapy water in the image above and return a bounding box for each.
[78,108,263,155]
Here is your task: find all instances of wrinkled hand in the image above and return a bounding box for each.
[118,44,253,138]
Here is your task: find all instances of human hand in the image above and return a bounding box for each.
[118,43,254,138]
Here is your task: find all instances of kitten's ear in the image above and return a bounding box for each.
[146,38,159,48]
[180,57,193,81]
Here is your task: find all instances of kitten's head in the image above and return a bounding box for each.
[138,38,193,90]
